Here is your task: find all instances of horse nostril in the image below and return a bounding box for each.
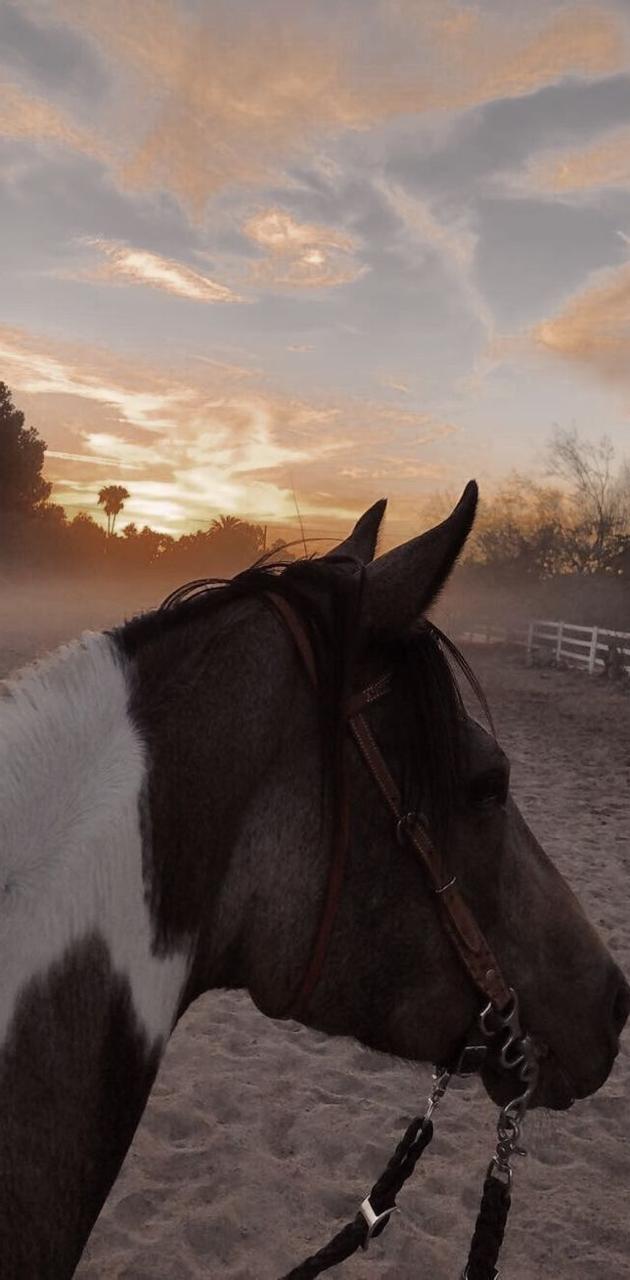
[611,977,630,1039]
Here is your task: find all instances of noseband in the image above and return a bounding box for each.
[267,591,543,1280]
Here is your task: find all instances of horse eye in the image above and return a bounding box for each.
[468,771,508,809]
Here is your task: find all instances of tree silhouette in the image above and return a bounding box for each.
[97,484,130,536]
[209,514,245,535]
[547,427,630,573]
[0,381,52,513]
[207,514,266,570]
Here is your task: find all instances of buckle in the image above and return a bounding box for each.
[358,1197,399,1249]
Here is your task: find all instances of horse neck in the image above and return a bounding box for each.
[0,630,193,1278]
[124,596,316,1006]
[0,600,317,1278]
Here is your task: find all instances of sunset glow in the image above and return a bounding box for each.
[2,1,630,544]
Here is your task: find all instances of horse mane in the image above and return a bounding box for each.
[114,550,491,845]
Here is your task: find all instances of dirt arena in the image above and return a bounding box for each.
[2,597,629,1279]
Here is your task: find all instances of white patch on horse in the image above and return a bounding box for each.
[0,631,191,1051]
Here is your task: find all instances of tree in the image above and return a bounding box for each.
[547,427,630,573]
[207,515,266,571]
[119,522,174,569]
[97,484,130,536]
[466,474,566,581]
[0,382,52,513]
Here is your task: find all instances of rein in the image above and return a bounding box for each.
[266,592,541,1279]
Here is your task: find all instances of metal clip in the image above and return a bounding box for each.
[359,1197,398,1249]
[435,873,457,895]
[487,1153,514,1191]
[423,1064,452,1123]
[396,812,416,845]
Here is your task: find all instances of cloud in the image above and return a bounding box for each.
[0,78,105,159]
[386,2,625,108]
[379,185,477,269]
[82,239,244,302]
[0,332,191,433]
[376,181,493,335]
[53,0,367,214]
[45,1,628,214]
[243,209,366,290]
[0,324,459,537]
[381,376,412,394]
[47,449,141,468]
[534,261,630,387]
[503,124,630,198]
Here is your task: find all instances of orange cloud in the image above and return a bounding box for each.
[534,262,630,387]
[54,0,366,214]
[0,79,105,159]
[0,324,456,540]
[509,125,630,197]
[82,239,243,302]
[244,209,366,290]
[48,1,627,214]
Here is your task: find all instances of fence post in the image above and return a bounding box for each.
[555,622,564,663]
[526,621,534,667]
[588,627,598,675]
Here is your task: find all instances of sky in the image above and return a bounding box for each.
[2,0,630,547]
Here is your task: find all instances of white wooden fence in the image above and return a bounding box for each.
[524,619,630,675]
[459,619,630,676]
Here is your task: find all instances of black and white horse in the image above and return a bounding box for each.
[1,484,627,1277]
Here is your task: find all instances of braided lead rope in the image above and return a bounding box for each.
[461,1171,510,1280]
[279,1068,451,1279]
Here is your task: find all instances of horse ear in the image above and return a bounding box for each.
[325,498,387,564]
[360,481,478,635]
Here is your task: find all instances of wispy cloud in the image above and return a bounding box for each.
[502,124,630,199]
[534,260,630,388]
[42,1,628,215]
[0,78,105,159]
[0,324,458,537]
[377,182,477,268]
[0,332,191,433]
[386,3,626,109]
[82,239,244,302]
[377,181,493,335]
[244,209,366,290]
[47,449,142,469]
[380,376,412,395]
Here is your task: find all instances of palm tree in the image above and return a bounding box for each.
[209,514,244,535]
[97,484,130,536]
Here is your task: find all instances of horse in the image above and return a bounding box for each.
[0,481,628,1279]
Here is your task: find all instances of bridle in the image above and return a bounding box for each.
[266,591,544,1280]
[267,590,514,1021]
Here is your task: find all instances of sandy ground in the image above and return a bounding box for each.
[3,607,629,1280]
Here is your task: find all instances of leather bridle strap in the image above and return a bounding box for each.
[265,591,512,1018]
[348,707,512,1011]
[267,591,318,687]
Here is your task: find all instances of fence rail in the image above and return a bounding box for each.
[459,618,630,676]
